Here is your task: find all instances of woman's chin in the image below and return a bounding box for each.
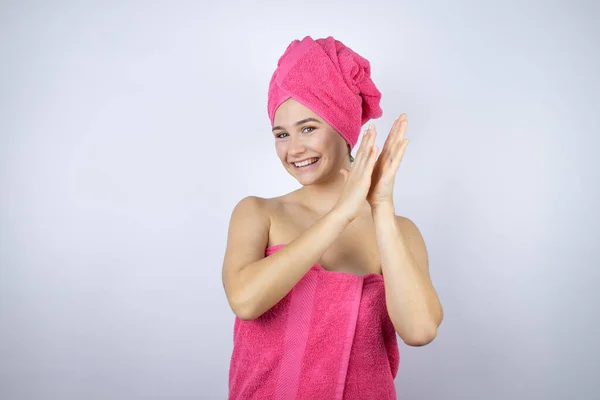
[294,172,334,187]
[287,166,317,185]
[294,175,315,186]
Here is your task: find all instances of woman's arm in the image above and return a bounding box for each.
[363,116,442,346]
[372,203,443,346]
[222,195,350,320]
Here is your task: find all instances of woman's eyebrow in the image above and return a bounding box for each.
[272,117,322,132]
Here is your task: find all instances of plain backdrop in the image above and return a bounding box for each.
[1,1,599,399]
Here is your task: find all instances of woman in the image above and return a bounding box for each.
[222,36,443,399]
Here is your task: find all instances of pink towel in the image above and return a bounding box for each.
[228,244,400,399]
[267,36,383,149]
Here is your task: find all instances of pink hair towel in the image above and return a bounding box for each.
[228,244,400,399]
[267,36,383,149]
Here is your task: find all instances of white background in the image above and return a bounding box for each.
[1,0,598,399]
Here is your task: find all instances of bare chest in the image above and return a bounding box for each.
[268,207,382,276]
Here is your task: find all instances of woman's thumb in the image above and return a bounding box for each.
[339,168,349,180]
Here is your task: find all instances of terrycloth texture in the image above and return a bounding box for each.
[267,36,383,149]
[228,244,400,399]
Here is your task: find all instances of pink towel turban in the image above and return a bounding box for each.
[267,36,383,149]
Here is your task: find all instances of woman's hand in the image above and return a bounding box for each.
[366,114,409,210]
[333,125,379,223]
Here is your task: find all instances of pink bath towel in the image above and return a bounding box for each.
[267,35,383,149]
[228,244,400,399]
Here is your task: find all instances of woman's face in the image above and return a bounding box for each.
[272,98,349,186]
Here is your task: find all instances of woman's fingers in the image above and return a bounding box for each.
[367,144,379,171]
[380,116,408,168]
[359,126,379,184]
[356,125,376,168]
[388,116,405,151]
[394,118,408,159]
[381,117,400,155]
[395,117,407,150]
[375,115,402,168]
[362,126,378,170]
[354,126,372,164]
[389,116,409,170]
[391,139,409,169]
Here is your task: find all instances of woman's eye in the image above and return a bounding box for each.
[276,132,288,138]
[302,126,315,133]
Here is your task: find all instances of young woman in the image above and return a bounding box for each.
[222,36,443,399]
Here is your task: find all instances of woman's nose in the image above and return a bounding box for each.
[289,135,306,155]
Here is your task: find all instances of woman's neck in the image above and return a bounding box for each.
[295,171,349,215]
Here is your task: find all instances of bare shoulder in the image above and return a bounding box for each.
[229,194,282,217]
[394,215,423,239]
[235,193,279,209]
[245,191,300,216]
[225,196,272,257]
[223,196,273,291]
[231,195,268,216]
[227,194,293,236]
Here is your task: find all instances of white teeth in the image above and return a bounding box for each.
[294,158,319,167]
